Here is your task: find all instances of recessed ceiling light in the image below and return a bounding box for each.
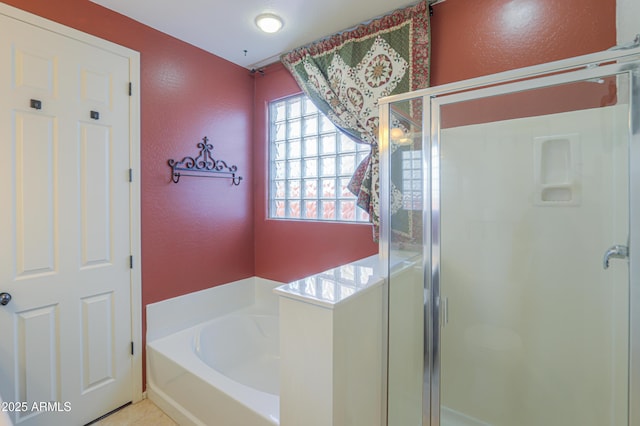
[255,13,283,33]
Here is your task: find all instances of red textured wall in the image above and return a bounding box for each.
[430,0,616,86]
[252,63,379,283]
[2,0,255,388]
[430,0,616,128]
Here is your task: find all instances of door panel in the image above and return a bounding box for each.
[79,123,112,266]
[13,46,58,97]
[16,304,60,421]
[80,69,111,107]
[0,13,133,426]
[81,292,115,392]
[14,111,57,277]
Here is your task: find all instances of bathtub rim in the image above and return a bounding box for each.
[147,276,281,342]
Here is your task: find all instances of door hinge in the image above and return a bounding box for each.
[129,255,133,269]
[128,82,132,96]
[129,168,133,182]
[131,341,134,355]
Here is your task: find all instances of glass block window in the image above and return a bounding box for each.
[269,94,370,222]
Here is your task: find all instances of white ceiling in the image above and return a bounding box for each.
[89,0,419,69]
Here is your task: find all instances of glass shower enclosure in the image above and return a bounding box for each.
[379,47,640,426]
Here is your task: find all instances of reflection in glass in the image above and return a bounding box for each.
[386,97,425,426]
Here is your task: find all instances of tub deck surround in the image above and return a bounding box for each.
[273,254,385,308]
[275,254,402,426]
[273,251,420,308]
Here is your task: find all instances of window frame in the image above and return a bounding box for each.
[268,93,370,223]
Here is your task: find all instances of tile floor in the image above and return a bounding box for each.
[92,399,176,426]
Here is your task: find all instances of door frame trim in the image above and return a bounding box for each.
[0,2,143,404]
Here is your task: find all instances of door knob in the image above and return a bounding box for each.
[0,292,11,306]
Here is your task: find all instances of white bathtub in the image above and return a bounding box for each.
[146,278,281,426]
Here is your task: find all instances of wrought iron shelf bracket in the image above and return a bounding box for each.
[168,137,242,186]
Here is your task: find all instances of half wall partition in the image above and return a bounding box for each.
[379,46,640,426]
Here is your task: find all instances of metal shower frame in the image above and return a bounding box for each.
[379,44,640,426]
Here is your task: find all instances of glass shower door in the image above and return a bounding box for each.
[434,71,632,426]
[384,96,428,426]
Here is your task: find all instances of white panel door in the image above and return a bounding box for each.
[0,13,133,426]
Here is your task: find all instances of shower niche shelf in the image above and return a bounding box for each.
[533,133,580,206]
[168,136,242,185]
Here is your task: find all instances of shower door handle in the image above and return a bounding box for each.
[441,297,448,328]
[603,245,629,269]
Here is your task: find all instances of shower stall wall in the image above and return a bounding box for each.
[379,46,640,426]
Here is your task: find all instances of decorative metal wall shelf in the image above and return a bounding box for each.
[168,137,242,185]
